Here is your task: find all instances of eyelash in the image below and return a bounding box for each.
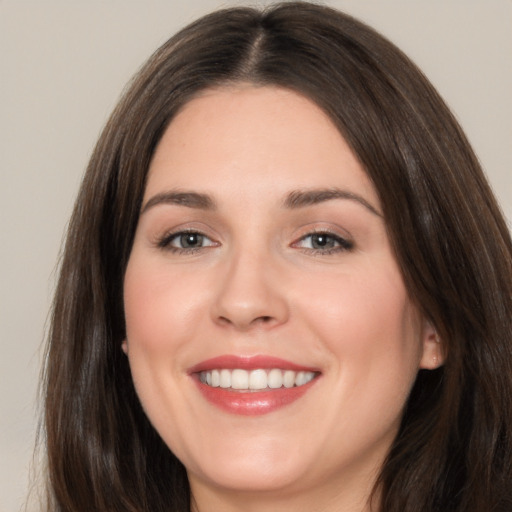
[157,229,217,254]
[156,229,354,255]
[292,231,354,255]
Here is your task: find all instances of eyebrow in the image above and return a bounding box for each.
[284,188,382,216]
[141,190,217,214]
[140,187,381,217]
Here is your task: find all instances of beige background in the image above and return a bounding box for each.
[1,1,510,510]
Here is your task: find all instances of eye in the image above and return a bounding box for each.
[172,232,210,249]
[293,232,353,253]
[158,230,217,252]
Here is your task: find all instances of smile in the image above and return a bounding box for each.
[199,368,317,390]
[190,355,321,415]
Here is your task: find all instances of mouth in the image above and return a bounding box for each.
[189,355,321,415]
[198,368,317,391]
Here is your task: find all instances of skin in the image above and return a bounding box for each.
[123,86,443,512]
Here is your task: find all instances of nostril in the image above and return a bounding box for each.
[218,316,232,325]
[216,314,277,330]
[254,315,273,324]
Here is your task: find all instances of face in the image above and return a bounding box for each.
[123,86,440,506]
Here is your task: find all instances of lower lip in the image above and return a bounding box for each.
[193,378,318,416]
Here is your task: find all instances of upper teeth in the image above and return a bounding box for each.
[199,368,316,390]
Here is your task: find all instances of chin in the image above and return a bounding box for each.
[183,434,316,494]
[190,456,310,494]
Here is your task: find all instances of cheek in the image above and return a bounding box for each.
[295,259,423,382]
[122,255,202,422]
[292,262,423,451]
[122,256,206,448]
[123,257,207,353]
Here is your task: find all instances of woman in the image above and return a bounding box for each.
[43,2,512,511]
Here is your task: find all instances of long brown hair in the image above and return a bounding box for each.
[43,3,512,511]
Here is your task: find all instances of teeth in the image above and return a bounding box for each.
[198,368,316,390]
[296,371,307,386]
[220,369,231,388]
[249,369,267,389]
[231,369,249,389]
[283,370,295,388]
[267,368,283,388]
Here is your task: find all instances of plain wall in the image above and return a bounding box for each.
[1,1,510,510]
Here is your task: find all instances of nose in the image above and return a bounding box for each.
[211,248,289,331]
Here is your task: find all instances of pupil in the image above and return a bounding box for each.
[312,234,333,248]
[181,233,201,247]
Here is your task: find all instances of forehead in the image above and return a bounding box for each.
[145,85,379,208]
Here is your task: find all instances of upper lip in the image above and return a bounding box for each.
[188,355,320,374]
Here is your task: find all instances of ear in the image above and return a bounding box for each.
[419,321,445,370]
[121,340,128,355]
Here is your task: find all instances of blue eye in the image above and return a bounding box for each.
[173,232,207,248]
[159,231,216,252]
[296,232,353,253]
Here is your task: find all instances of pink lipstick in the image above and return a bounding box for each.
[189,355,320,415]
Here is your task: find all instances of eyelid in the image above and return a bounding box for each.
[291,225,354,253]
[155,226,220,252]
[152,222,354,255]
